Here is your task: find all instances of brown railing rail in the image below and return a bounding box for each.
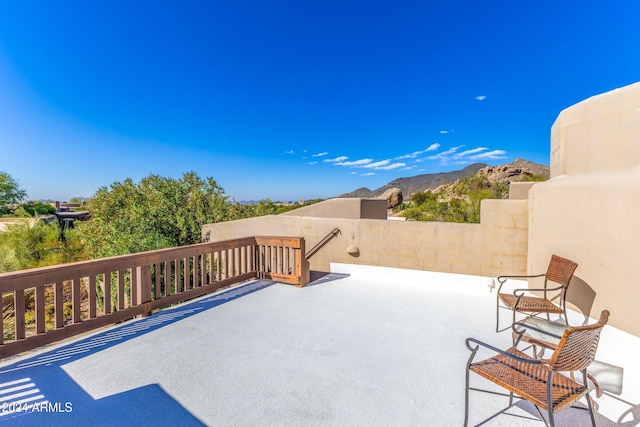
[0,236,309,358]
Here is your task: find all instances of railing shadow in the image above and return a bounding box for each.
[0,280,275,425]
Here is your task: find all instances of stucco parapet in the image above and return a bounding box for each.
[487,199,528,215]
[509,182,536,200]
[531,168,640,193]
[492,254,526,274]
[398,256,422,270]
[461,251,484,265]
[462,234,480,252]
[479,264,498,277]
[481,215,525,230]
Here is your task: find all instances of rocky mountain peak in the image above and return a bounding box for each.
[339,159,549,202]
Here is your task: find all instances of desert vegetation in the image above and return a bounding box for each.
[399,174,543,223]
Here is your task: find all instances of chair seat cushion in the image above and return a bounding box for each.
[470,347,587,411]
[499,293,563,314]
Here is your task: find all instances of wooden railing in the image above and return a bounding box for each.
[0,236,309,358]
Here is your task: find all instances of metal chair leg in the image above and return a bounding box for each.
[583,370,597,427]
[464,368,470,426]
[547,371,555,427]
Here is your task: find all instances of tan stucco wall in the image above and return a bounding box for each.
[509,182,536,200]
[530,81,640,336]
[551,82,640,177]
[280,198,388,220]
[203,198,528,279]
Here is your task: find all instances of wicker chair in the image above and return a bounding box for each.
[465,310,609,427]
[496,254,578,332]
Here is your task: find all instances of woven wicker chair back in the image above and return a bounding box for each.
[548,310,609,371]
[545,254,579,286]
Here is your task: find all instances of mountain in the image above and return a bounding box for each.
[339,159,550,199]
[338,163,490,199]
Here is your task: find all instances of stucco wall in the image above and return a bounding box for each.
[551,82,640,177]
[202,198,528,279]
[530,81,640,336]
[509,182,536,200]
[280,198,388,220]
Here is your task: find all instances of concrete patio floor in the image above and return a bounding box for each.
[0,263,638,426]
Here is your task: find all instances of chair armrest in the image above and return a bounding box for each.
[496,273,545,293]
[497,273,545,284]
[465,337,543,364]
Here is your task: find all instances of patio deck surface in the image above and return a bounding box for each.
[0,263,638,426]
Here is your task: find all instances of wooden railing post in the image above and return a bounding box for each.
[135,265,152,316]
[297,238,310,287]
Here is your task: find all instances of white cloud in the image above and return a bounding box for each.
[455,147,487,158]
[396,151,421,160]
[424,144,507,165]
[427,145,463,160]
[398,151,425,160]
[376,162,406,170]
[336,158,373,167]
[439,130,448,134]
[362,159,391,169]
[469,150,507,160]
[476,95,487,101]
[362,172,375,176]
[324,156,349,163]
[396,144,440,160]
[329,157,406,171]
[403,165,417,171]
[313,152,328,157]
[308,161,318,165]
[285,150,294,155]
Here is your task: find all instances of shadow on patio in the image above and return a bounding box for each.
[0,264,637,426]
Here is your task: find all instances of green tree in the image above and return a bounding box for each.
[69,196,90,205]
[19,201,57,217]
[79,172,235,258]
[255,199,278,216]
[0,172,27,212]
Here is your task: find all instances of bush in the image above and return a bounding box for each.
[402,175,510,223]
[21,202,57,216]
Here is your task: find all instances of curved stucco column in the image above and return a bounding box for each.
[529,81,640,336]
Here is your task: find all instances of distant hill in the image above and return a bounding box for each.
[338,163,490,199]
[339,159,550,200]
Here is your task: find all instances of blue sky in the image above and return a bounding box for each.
[1,1,639,202]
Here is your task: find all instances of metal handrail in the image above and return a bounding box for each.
[305,228,341,260]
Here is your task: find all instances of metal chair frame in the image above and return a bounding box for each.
[465,310,609,427]
[496,254,578,332]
